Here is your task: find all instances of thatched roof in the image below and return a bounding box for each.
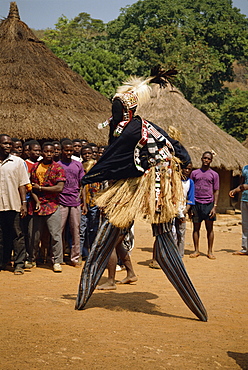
[0,2,111,143]
[243,137,248,149]
[138,85,248,171]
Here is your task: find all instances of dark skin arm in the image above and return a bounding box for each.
[31,191,41,212]
[209,189,219,218]
[32,181,65,194]
[18,185,27,218]
[240,184,248,191]
[229,176,246,197]
[80,186,88,215]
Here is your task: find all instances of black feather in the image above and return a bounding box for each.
[150,65,178,88]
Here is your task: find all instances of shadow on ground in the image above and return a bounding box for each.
[227,351,248,370]
[61,290,198,321]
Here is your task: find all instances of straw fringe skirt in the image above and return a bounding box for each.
[95,160,183,229]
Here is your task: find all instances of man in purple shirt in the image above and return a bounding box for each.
[190,151,219,259]
[58,140,85,267]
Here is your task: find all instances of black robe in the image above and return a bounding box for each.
[82,116,191,186]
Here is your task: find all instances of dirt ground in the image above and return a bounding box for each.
[1,213,248,370]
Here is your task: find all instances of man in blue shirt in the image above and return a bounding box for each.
[229,165,248,255]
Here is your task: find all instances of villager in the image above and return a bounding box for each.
[88,143,99,160]
[24,140,42,268]
[22,141,30,160]
[0,134,30,275]
[58,140,84,267]
[80,157,100,260]
[81,145,94,163]
[97,145,108,161]
[11,137,23,157]
[173,162,195,258]
[190,152,219,259]
[229,165,248,255]
[52,141,62,162]
[29,142,66,272]
[72,139,83,162]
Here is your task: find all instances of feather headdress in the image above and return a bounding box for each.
[113,66,178,108]
[98,66,178,129]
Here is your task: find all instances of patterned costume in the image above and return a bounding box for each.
[76,68,207,321]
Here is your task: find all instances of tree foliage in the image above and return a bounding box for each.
[219,89,248,142]
[42,1,248,141]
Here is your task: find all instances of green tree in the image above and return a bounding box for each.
[107,0,248,119]
[43,14,126,97]
[42,1,248,140]
[218,89,248,142]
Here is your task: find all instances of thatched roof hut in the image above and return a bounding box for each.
[0,2,111,143]
[138,85,248,171]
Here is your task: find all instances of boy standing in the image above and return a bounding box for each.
[174,162,195,257]
[58,140,84,266]
[30,142,65,272]
[190,152,219,259]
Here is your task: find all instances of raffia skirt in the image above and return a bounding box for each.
[95,160,183,229]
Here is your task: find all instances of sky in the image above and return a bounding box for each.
[0,0,248,29]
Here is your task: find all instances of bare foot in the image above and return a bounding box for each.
[96,281,116,290]
[189,252,200,258]
[116,275,138,284]
[149,260,161,269]
[207,254,216,260]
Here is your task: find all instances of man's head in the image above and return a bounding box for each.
[81,145,93,162]
[181,162,193,179]
[72,139,82,157]
[29,140,41,162]
[98,145,108,160]
[22,141,30,160]
[52,141,62,161]
[0,134,12,158]
[42,142,54,164]
[88,143,98,160]
[11,138,23,157]
[201,151,213,168]
[61,139,73,162]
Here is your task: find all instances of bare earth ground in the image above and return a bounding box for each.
[1,213,248,370]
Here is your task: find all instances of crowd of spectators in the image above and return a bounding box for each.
[0,135,106,274]
[0,134,246,276]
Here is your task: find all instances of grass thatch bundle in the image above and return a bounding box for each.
[0,2,110,142]
[243,137,248,150]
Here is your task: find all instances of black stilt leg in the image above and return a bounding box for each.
[76,220,121,310]
[154,231,208,321]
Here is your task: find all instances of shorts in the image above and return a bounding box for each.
[191,201,216,223]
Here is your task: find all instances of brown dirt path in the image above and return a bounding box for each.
[1,214,248,369]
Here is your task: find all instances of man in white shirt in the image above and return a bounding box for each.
[0,134,30,274]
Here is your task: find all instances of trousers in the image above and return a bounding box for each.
[30,207,63,264]
[241,201,248,250]
[60,205,81,263]
[0,210,26,269]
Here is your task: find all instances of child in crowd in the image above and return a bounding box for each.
[173,162,195,257]
[80,145,100,260]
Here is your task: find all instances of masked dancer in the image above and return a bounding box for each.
[76,67,207,321]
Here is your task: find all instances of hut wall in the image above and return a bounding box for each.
[214,168,233,213]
